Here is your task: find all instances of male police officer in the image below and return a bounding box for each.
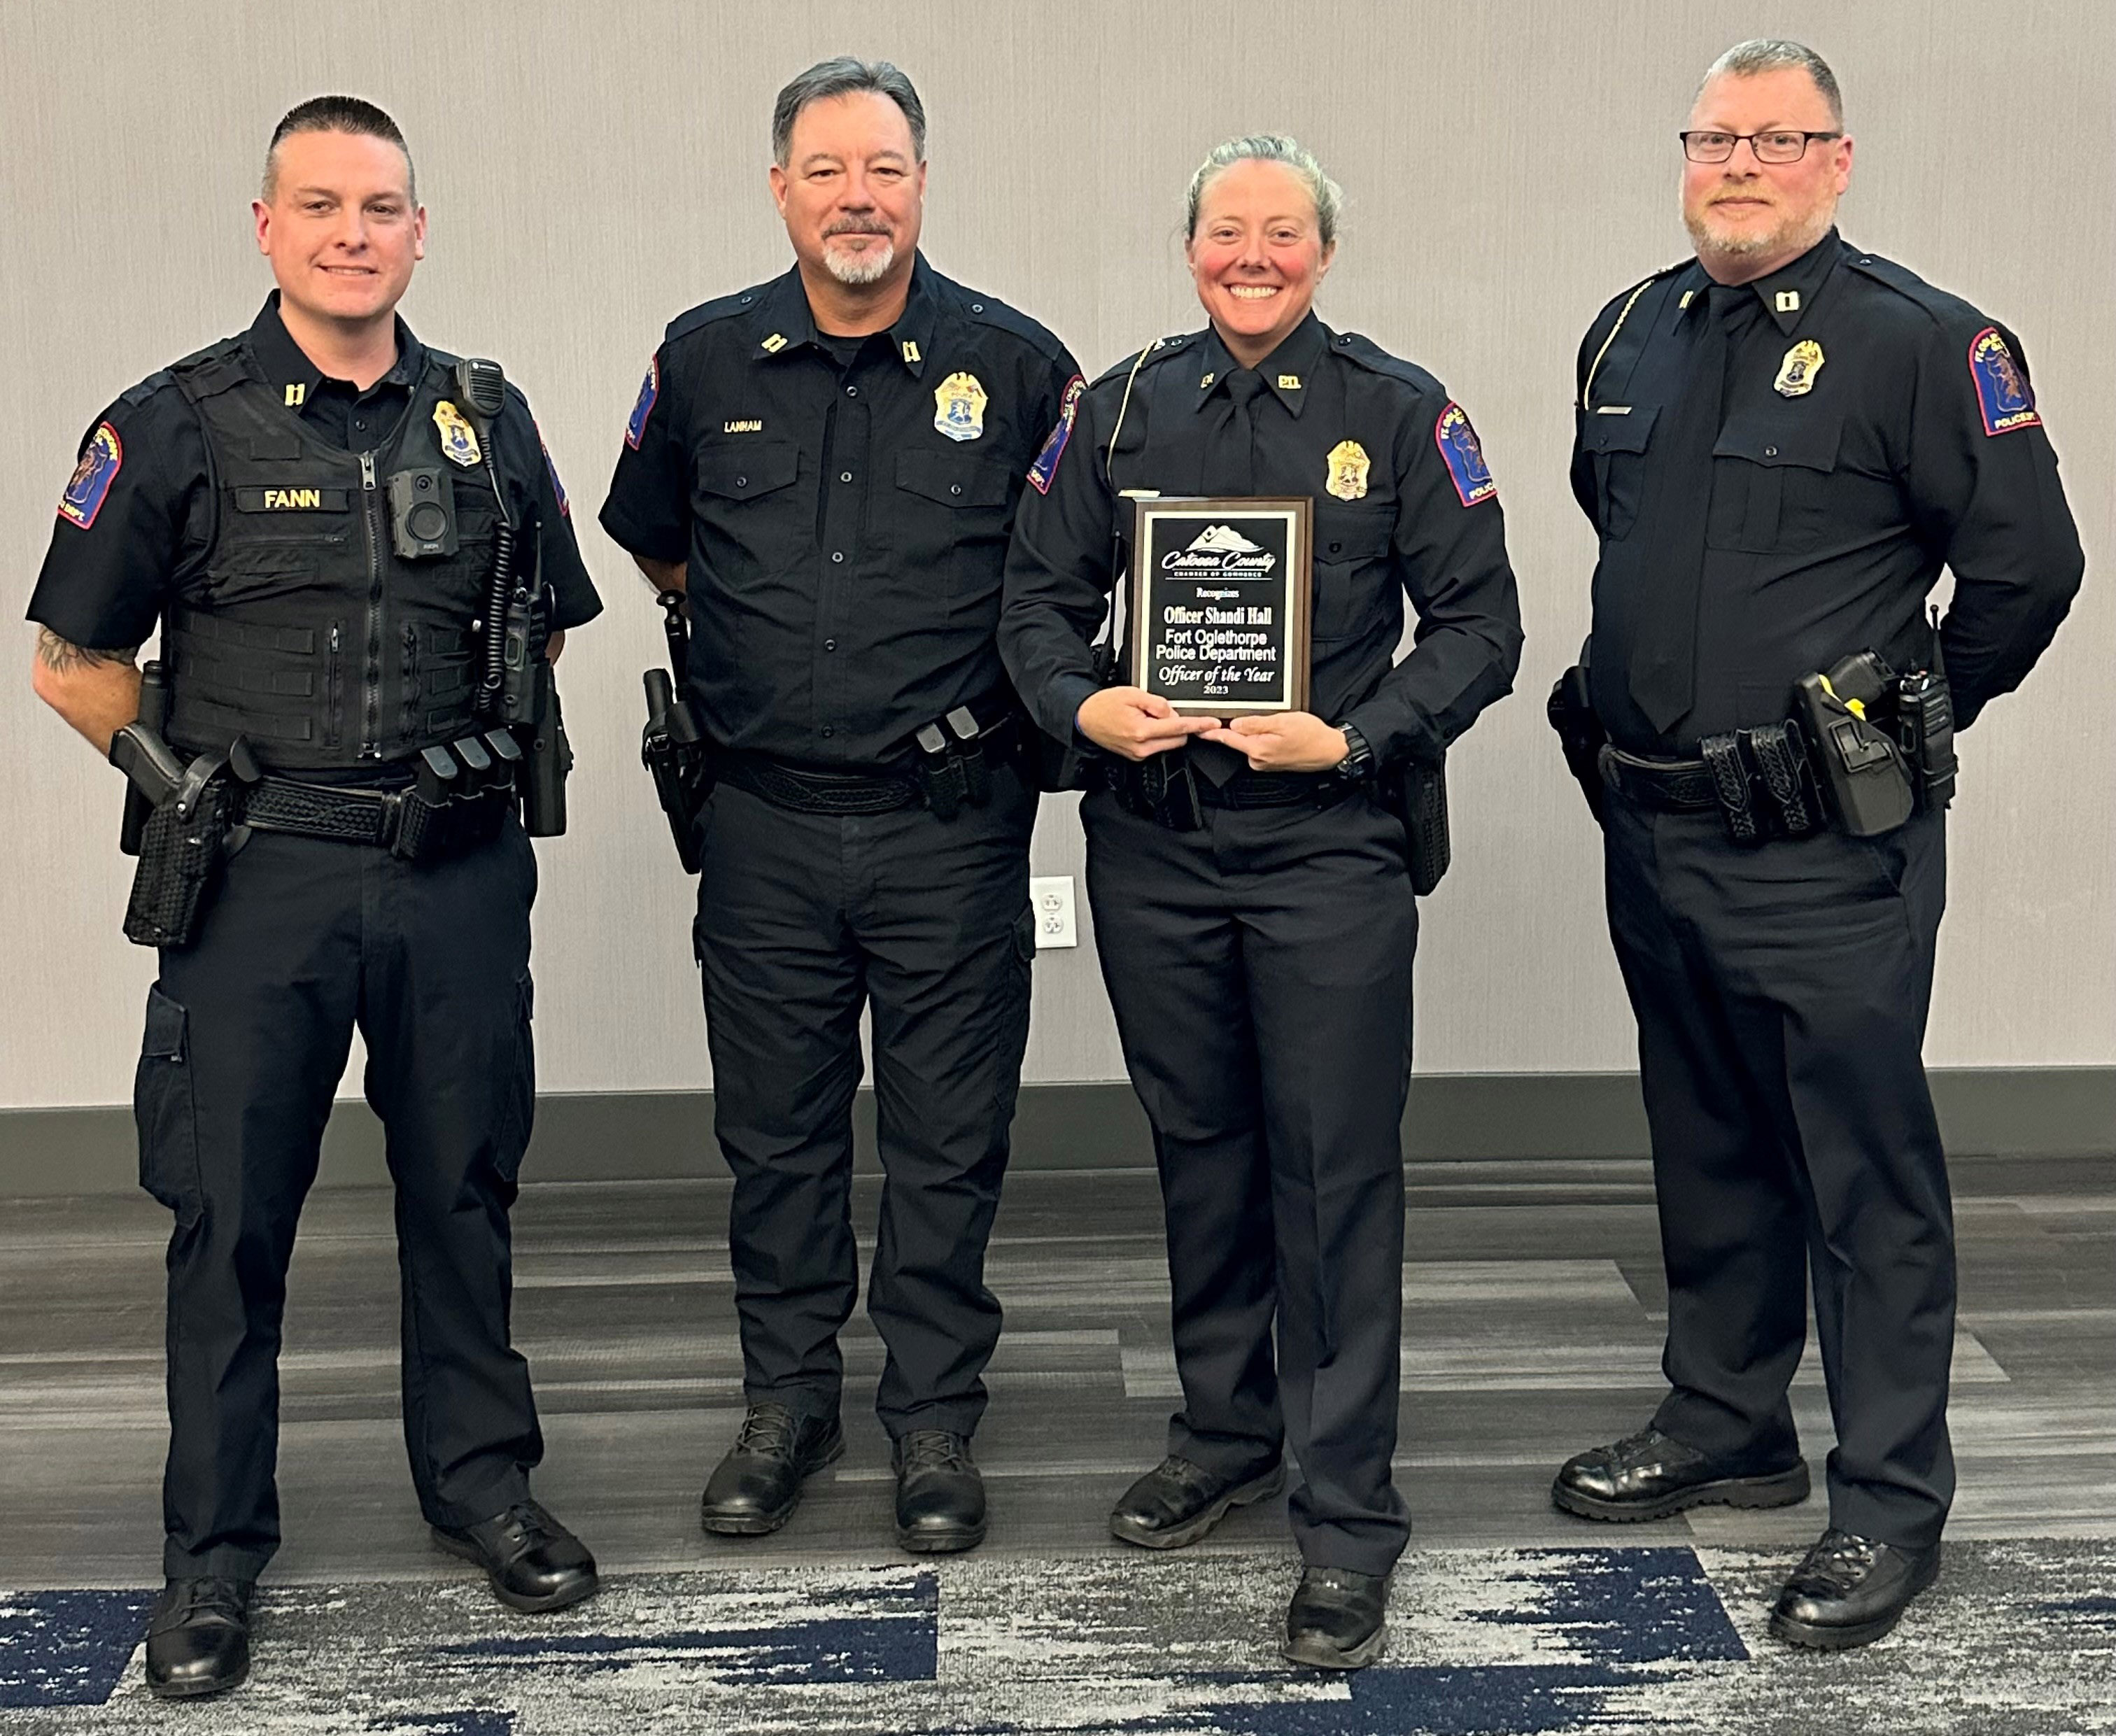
[1551,41,2081,1650]
[601,59,1079,1553]
[28,99,601,1698]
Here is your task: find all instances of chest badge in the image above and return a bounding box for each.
[433,400,483,467]
[1325,439,1371,502]
[1773,339,1826,398]
[934,372,988,442]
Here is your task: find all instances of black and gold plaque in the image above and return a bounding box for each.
[1127,496,1312,717]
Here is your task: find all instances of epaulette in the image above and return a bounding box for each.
[1842,250,1969,327]
[1329,332,1441,396]
[1090,331,1200,389]
[665,285,773,347]
[165,335,254,404]
[963,293,1066,360]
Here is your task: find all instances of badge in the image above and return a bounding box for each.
[1774,339,1825,397]
[1968,326,2040,435]
[625,358,658,451]
[1325,439,1370,502]
[1434,404,1496,507]
[934,372,987,442]
[57,421,122,529]
[433,400,481,467]
[1027,375,1085,495]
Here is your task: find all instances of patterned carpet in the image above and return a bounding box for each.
[6,1541,2115,1734]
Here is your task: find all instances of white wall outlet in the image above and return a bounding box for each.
[1029,876,1078,949]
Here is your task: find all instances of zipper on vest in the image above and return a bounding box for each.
[324,621,343,747]
[358,451,382,758]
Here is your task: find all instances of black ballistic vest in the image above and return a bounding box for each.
[162,340,503,769]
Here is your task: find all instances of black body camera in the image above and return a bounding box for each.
[388,466,458,558]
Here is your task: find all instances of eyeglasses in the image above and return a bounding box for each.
[1681,129,1842,164]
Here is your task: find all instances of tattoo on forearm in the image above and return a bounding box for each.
[35,628,138,674]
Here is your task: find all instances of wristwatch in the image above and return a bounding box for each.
[1332,721,1376,781]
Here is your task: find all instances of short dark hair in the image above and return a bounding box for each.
[772,58,926,166]
[263,95,416,200]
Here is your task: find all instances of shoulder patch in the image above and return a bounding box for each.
[59,422,123,529]
[1026,375,1086,495]
[624,357,659,451]
[1434,403,1497,507]
[1968,327,2040,436]
[535,421,571,516]
[1334,332,1442,395]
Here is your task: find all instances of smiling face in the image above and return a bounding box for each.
[1185,159,1334,367]
[253,128,423,330]
[770,91,926,292]
[1682,66,1852,283]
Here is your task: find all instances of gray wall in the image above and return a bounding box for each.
[3,0,2110,1109]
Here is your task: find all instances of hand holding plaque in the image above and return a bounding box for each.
[1128,497,1313,718]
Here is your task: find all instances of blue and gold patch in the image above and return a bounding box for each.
[625,357,659,451]
[1026,375,1085,495]
[1969,327,2040,436]
[57,422,123,530]
[538,425,570,518]
[1434,402,1496,507]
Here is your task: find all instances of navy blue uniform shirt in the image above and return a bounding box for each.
[1574,230,2082,753]
[27,292,600,654]
[599,255,1080,769]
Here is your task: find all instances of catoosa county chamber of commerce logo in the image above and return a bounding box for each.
[1161,524,1278,577]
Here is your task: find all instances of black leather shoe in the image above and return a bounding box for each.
[1769,1528,1940,1649]
[432,1499,598,1614]
[699,1403,845,1536]
[1283,1566,1390,1670]
[1110,1453,1285,1550]
[1552,1426,1810,1521]
[893,1430,985,1553]
[144,1576,253,1700]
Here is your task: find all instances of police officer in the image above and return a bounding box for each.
[1001,135,1522,1669]
[1549,41,2082,1650]
[27,99,602,1698]
[600,59,1080,1554]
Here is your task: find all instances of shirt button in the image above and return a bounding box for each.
[821,726,835,738]
[1764,445,1778,458]
[735,475,748,487]
[970,302,985,313]
[950,484,963,496]
[824,638,838,651]
[831,551,845,563]
[740,294,753,304]
[840,471,853,483]
[846,385,859,397]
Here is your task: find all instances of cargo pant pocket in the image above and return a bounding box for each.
[134,984,204,1224]
[493,973,536,1188]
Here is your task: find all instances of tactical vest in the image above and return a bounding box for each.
[162,339,505,770]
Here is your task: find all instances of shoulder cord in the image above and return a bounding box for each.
[1580,281,1653,411]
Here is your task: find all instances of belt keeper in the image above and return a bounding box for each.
[945,705,990,807]
[1699,732,1760,845]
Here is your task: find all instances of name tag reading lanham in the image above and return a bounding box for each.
[1129,497,1313,716]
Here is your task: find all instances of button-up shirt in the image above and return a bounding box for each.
[1573,229,2083,754]
[1000,311,1523,766]
[600,255,1081,768]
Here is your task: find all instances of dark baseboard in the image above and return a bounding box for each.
[1,1068,2108,1198]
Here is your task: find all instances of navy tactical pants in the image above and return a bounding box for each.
[1603,796,1953,1548]
[136,819,543,1580]
[1082,786,1418,1577]
[690,764,1036,1439]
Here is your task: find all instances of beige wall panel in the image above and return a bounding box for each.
[2,0,2108,1108]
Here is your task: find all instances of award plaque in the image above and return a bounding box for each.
[1128,496,1312,716]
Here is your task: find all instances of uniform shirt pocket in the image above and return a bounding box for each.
[1709,411,1844,553]
[1309,507,1394,642]
[1581,405,1659,541]
[894,450,1017,612]
[691,439,805,573]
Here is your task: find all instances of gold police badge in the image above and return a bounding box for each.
[433,400,482,467]
[1325,439,1370,502]
[933,372,988,442]
[1774,339,1826,398]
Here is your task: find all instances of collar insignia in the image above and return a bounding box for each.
[761,332,788,354]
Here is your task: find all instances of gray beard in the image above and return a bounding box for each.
[1685,201,1835,274]
[824,240,895,285]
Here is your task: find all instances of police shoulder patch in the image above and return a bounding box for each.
[537,423,570,517]
[1434,403,1497,507]
[1025,375,1086,495]
[1968,326,2040,436]
[625,357,659,451]
[58,422,123,529]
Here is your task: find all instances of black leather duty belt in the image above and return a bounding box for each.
[239,777,512,859]
[1595,746,1719,812]
[718,753,919,817]
[721,704,1023,820]
[1197,769,1357,810]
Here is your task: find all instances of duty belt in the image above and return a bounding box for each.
[721,700,1022,821]
[240,775,512,861]
[1597,719,1826,845]
[1104,756,1357,830]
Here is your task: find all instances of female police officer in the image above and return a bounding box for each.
[1000,135,1522,1668]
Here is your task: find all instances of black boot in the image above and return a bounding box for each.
[893,1430,985,1553]
[699,1403,845,1536]
[1552,1427,1810,1521]
[143,1576,253,1700]
[1770,1529,1940,1649]
[1283,1566,1389,1670]
[1109,1454,1283,1549]
[432,1499,599,1613]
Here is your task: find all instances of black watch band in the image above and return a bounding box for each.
[1333,721,1376,780]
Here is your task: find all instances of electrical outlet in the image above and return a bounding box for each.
[1029,875,1078,948]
